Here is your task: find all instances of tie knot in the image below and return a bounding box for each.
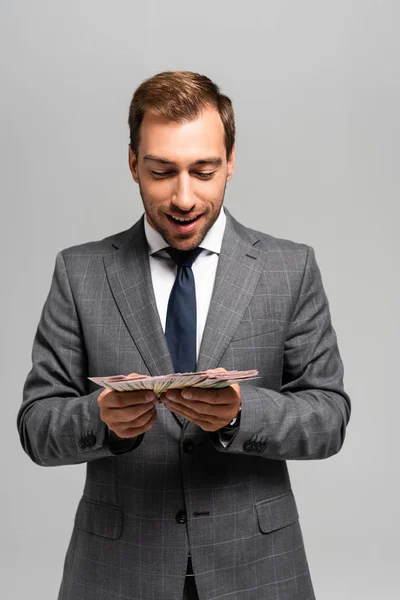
[166,246,202,268]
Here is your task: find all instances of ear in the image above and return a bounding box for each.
[226,145,236,182]
[128,145,139,183]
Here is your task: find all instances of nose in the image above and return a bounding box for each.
[171,173,196,212]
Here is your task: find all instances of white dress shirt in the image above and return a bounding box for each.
[143,208,239,448]
[144,208,226,359]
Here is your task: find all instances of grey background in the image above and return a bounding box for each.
[1,1,398,598]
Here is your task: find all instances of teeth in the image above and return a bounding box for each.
[170,215,197,223]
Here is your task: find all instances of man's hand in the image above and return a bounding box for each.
[98,373,157,439]
[162,384,241,432]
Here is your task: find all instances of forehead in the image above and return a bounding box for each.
[138,107,225,163]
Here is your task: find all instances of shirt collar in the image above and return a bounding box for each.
[144,208,226,256]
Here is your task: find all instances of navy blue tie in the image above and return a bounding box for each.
[165,247,203,373]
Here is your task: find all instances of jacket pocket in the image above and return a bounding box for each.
[76,497,123,540]
[255,490,299,534]
[231,314,282,342]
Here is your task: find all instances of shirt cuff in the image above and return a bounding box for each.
[217,406,242,448]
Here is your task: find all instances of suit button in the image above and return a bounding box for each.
[243,440,253,452]
[183,440,194,453]
[87,432,96,447]
[78,436,88,449]
[255,442,266,453]
[176,509,187,524]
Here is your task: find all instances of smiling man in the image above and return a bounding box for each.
[130,107,233,252]
[18,71,351,600]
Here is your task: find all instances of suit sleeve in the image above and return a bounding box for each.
[211,245,351,460]
[17,251,143,466]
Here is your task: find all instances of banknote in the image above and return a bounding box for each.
[88,369,259,396]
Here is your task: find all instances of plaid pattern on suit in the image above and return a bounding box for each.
[18,209,351,599]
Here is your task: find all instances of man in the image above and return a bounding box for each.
[18,71,351,600]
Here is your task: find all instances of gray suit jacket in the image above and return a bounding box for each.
[18,209,351,600]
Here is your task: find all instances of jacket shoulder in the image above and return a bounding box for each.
[251,228,311,255]
[60,223,138,259]
[52,220,143,280]
[231,215,312,256]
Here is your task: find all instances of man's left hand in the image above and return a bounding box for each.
[162,384,241,432]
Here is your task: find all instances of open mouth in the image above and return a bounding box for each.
[165,213,203,235]
[167,214,201,225]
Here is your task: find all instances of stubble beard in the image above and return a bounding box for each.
[138,178,227,250]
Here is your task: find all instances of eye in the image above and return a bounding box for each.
[150,170,216,179]
[194,172,215,179]
[150,170,174,178]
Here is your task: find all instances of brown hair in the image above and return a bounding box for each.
[128,71,235,159]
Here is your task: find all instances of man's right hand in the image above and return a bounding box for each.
[98,374,157,439]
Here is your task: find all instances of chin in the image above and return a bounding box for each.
[176,225,210,249]
[167,235,203,251]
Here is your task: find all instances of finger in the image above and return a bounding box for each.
[164,397,222,417]
[116,406,156,430]
[113,408,157,438]
[101,401,155,431]
[106,401,156,424]
[171,399,233,418]
[166,387,234,405]
[165,404,223,432]
[165,401,226,427]
[165,389,229,406]
[100,389,157,409]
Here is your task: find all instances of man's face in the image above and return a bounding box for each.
[128,107,235,250]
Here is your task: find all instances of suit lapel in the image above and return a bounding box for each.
[103,211,266,428]
[103,216,174,378]
[197,210,267,372]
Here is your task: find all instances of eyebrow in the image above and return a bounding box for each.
[143,154,223,168]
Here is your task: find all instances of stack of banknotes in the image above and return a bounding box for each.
[88,369,259,396]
